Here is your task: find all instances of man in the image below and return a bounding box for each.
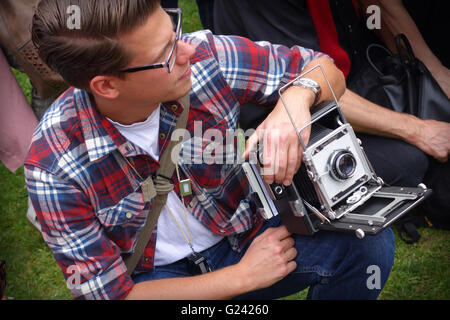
[25,0,394,300]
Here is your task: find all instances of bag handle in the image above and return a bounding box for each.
[365,43,393,77]
[394,34,418,115]
[395,33,416,68]
[365,33,416,76]
[124,94,190,275]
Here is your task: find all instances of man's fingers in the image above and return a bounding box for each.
[284,247,298,262]
[436,154,448,163]
[266,225,293,241]
[243,127,262,159]
[244,121,307,185]
[285,260,297,275]
[274,135,288,184]
[284,138,301,185]
[280,236,296,252]
[262,129,276,184]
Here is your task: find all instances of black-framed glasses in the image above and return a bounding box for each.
[120,8,182,74]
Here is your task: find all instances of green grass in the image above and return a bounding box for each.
[0,166,72,299]
[1,0,449,300]
[11,68,32,104]
[380,228,450,299]
[179,0,203,33]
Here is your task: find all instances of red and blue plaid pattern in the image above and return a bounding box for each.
[24,30,325,300]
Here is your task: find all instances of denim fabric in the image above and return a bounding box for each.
[132,215,395,300]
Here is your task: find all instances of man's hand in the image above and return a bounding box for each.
[410,119,450,163]
[125,225,297,300]
[243,86,314,186]
[235,226,297,292]
[242,57,344,186]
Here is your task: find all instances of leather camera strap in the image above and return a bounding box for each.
[124,94,190,275]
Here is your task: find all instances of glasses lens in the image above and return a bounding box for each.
[170,13,178,31]
[167,11,181,73]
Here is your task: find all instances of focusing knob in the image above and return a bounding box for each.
[418,183,427,190]
[355,228,365,239]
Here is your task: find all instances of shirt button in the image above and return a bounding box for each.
[159,133,166,140]
[144,257,150,262]
[171,104,178,112]
[220,229,225,234]
[126,212,133,219]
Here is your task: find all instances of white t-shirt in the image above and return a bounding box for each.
[108,106,223,266]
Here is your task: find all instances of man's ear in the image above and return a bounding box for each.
[89,75,120,99]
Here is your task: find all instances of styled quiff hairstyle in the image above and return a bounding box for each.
[32,0,160,90]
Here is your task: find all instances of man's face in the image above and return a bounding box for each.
[116,6,194,108]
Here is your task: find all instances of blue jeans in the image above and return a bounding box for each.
[132,216,395,300]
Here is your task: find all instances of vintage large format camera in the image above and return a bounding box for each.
[243,67,431,238]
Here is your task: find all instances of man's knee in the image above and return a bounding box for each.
[362,228,395,297]
[360,228,395,278]
[338,227,395,281]
[359,134,429,186]
[305,228,395,299]
[345,227,395,298]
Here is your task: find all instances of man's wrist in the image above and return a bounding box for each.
[399,113,422,145]
[292,77,321,106]
[282,85,316,109]
[226,263,252,296]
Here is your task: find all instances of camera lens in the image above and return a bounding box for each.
[329,150,357,180]
[338,153,355,176]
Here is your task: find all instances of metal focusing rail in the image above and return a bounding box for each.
[345,188,419,225]
[278,64,342,151]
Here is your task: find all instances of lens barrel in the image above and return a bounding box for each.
[329,150,357,180]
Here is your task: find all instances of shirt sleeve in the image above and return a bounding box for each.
[24,164,134,300]
[211,33,329,106]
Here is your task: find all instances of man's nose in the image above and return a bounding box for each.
[176,40,195,65]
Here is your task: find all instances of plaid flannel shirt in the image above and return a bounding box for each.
[24,30,326,300]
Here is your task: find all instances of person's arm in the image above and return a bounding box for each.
[125,225,297,300]
[26,157,299,300]
[244,56,345,185]
[340,89,450,162]
[211,34,345,186]
[359,0,450,98]
[24,164,134,300]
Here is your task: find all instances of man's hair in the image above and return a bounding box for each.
[32,0,160,90]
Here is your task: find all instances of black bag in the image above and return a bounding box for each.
[348,33,450,122]
[347,34,450,243]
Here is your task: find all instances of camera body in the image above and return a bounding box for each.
[243,100,431,238]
